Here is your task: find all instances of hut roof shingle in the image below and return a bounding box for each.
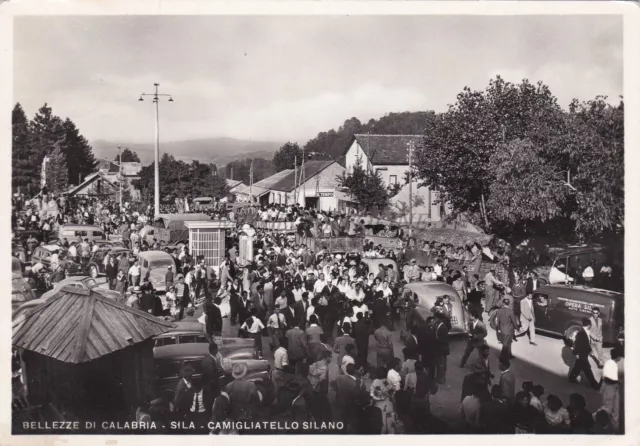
[12,286,175,364]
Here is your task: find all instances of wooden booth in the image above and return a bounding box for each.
[12,285,175,429]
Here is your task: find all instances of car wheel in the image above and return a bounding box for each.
[89,265,99,278]
[255,381,275,407]
[564,324,581,345]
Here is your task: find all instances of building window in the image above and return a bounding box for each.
[389,175,397,185]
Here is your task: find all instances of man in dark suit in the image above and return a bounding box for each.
[471,344,493,387]
[491,298,519,360]
[331,363,368,432]
[284,302,298,328]
[569,318,600,389]
[498,358,516,404]
[201,343,221,416]
[105,256,118,290]
[294,293,309,329]
[460,309,488,367]
[204,295,223,337]
[173,365,196,420]
[525,272,540,296]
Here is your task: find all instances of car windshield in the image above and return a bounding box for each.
[150,258,175,268]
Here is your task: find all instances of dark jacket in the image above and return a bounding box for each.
[492,307,518,336]
[105,262,118,280]
[468,320,488,346]
[204,300,223,333]
[525,277,539,295]
[573,328,592,357]
[201,354,221,410]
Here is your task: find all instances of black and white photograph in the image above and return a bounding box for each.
[5,3,635,438]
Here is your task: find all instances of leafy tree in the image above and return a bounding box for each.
[62,118,97,185]
[413,76,623,243]
[45,147,69,193]
[133,155,229,203]
[12,103,38,194]
[337,156,389,212]
[115,148,141,163]
[272,142,303,172]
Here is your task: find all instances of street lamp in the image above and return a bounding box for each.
[139,83,174,217]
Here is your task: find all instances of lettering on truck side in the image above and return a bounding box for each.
[556,296,605,315]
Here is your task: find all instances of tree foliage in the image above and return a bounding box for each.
[63,118,97,185]
[45,147,69,194]
[413,76,623,242]
[12,103,98,193]
[115,148,141,163]
[337,156,389,212]
[272,142,303,172]
[12,103,37,194]
[133,154,229,202]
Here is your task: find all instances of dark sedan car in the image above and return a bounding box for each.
[87,247,131,278]
[153,328,274,405]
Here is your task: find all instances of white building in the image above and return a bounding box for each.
[251,161,356,212]
[343,134,450,222]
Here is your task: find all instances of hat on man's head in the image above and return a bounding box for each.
[133,286,142,294]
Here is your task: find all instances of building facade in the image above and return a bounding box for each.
[343,134,451,222]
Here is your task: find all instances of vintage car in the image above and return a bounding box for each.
[532,245,623,292]
[136,251,175,293]
[153,322,256,359]
[31,245,84,276]
[40,276,122,302]
[153,340,275,405]
[87,247,131,278]
[57,224,105,243]
[403,281,469,335]
[532,284,624,345]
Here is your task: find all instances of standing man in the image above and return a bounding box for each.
[203,295,223,338]
[516,294,537,346]
[498,358,516,404]
[460,310,487,368]
[433,313,450,385]
[105,256,118,291]
[483,266,503,312]
[568,318,600,389]
[374,321,394,368]
[165,265,175,293]
[491,298,519,361]
[525,272,539,295]
[589,307,605,369]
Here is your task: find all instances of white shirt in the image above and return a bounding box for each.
[387,369,401,391]
[274,347,289,370]
[341,354,355,375]
[602,359,619,381]
[128,265,140,276]
[433,264,443,276]
[66,244,76,257]
[292,288,304,302]
[582,266,594,279]
[241,316,265,334]
[313,280,327,294]
[351,304,369,323]
[267,312,286,329]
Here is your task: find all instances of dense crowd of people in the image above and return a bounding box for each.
[11,192,625,435]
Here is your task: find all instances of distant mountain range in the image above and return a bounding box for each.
[91,137,283,166]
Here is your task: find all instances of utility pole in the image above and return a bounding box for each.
[249,159,254,204]
[301,145,306,208]
[293,155,298,205]
[118,146,123,209]
[407,141,414,239]
[139,83,174,217]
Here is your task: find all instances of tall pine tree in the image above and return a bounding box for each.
[45,147,69,193]
[30,104,67,187]
[12,103,38,194]
[63,118,97,185]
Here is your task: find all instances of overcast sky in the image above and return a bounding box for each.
[14,15,622,144]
